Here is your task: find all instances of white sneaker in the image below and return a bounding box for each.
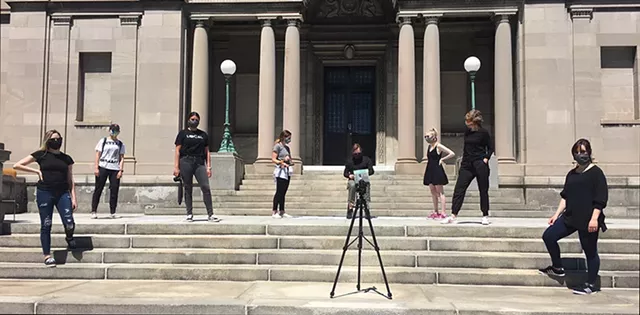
[441,216,457,224]
[110,214,118,219]
[272,213,282,219]
[208,215,221,222]
[90,212,97,219]
[482,216,491,225]
[185,215,193,222]
[280,213,292,218]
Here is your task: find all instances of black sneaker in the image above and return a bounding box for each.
[44,257,56,267]
[538,266,565,277]
[572,283,599,295]
[346,209,354,219]
[66,237,77,250]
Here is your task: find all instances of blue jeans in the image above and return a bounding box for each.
[36,189,75,255]
[542,215,600,284]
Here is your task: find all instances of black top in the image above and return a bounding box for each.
[175,129,209,160]
[343,156,375,178]
[31,150,74,192]
[462,127,494,163]
[560,165,608,232]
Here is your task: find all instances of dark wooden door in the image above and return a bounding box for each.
[323,66,376,165]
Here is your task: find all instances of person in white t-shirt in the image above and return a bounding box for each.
[91,124,126,219]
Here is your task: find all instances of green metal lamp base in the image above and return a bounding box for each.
[217,125,236,153]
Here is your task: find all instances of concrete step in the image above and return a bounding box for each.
[3,280,638,315]
[207,200,524,208]
[149,208,550,218]
[0,263,636,288]
[2,234,638,254]
[244,174,426,180]
[0,248,637,271]
[208,194,523,202]
[213,190,523,200]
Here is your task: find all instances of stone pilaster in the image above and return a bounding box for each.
[190,19,210,134]
[283,18,302,169]
[422,15,442,162]
[494,14,516,163]
[255,19,277,173]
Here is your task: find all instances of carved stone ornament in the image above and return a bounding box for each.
[317,0,384,18]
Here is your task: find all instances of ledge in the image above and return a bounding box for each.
[396,7,518,21]
[601,119,640,127]
[190,12,303,21]
[74,121,113,128]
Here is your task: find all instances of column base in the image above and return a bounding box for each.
[210,152,245,191]
[395,159,423,175]
[253,159,276,174]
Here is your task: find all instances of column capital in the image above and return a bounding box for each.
[493,13,512,25]
[119,14,140,26]
[193,18,212,28]
[396,16,414,26]
[286,18,301,27]
[259,18,273,27]
[51,14,72,26]
[423,14,441,25]
[570,8,593,20]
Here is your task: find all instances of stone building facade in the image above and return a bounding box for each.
[1,0,639,178]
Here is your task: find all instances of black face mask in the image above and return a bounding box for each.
[353,153,361,159]
[187,119,199,128]
[573,152,591,166]
[47,138,62,150]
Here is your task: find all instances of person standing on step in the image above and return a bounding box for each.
[173,111,221,222]
[91,123,125,219]
[423,128,455,220]
[13,130,77,267]
[539,138,608,295]
[442,109,494,225]
[344,143,374,219]
[272,130,293,219]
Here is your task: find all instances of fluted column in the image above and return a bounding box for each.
[422,15,441,161]
[190,20,209,133]
[255,19,276,165]
[396,17,417,165]
[494,14,515,163]
[283,19,301,164]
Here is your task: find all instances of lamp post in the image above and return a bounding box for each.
[218,59,237,153]
[464,56,481,110]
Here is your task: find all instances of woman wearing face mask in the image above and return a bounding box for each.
[91,123,125,219]
[343,143,374,219]
[173,112,220,222]
[442,109,494,225]
[271,130,293,218]
[539,138,608,295]
[422,128,455,220]
[13,130,77,267]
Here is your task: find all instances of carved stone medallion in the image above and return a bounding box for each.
[317,0,384,18]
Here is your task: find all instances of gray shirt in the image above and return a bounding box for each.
[273,142,290,162]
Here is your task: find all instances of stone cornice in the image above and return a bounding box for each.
[570,7,593,20]
[396,7,518,21]
[51,13,71,25]
[119,13,140,26]
[190,12,303,22]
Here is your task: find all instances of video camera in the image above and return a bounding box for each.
[355,179,369,195]
[353,169,370,197]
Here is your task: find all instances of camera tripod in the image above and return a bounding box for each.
[329,186,392,299]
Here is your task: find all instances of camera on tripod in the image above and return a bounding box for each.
[355,179,369,196]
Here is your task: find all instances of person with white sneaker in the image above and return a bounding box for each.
[442,110,494,225]
[271,130,293,219]
[91,124,125,219]
[539,138,608,295]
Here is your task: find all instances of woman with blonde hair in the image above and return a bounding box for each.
[423,128,455,219]
[271,130,293,218]
[442,109,494,225]
[13,130,77,267]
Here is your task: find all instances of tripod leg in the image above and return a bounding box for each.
[356,197,364,291]
[364,203,393,299]
[330,202,359,298]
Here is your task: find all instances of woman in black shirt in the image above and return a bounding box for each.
[13,130,77,267]
[442,110,494,225]
[174,111,220,222]
[538,138,608,295]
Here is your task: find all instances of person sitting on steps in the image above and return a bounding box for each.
[343,143,374,219]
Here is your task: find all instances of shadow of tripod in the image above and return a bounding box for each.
[329,181,392,300]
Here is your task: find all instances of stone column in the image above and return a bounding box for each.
[283,19,302,166]
[255,19,277,170]
[190,20,209,134]
[422,15,441,161]
[494,14,515,163]
[396,17,418,173]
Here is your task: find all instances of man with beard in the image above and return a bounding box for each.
[343,143,374,219]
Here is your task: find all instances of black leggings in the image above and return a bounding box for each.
[91,167,120,214]
[452,159,490,216]
[273,178,290,213]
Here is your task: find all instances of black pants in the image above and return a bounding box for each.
[273,177,290,213]
[179,157,213,216]
[452,159,490,216]
[543,215,600,284]
[91,167,120,214]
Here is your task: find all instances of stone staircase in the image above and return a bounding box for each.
[147,170,549,218]
[0,215,638,290]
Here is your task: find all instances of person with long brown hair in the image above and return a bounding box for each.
[271,130,293,218]
[13,130,77,267]
[539,138,608,295]
[442,109,494,225]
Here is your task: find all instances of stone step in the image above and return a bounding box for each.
[209,191,524,201]
[4,234,637,254]
[0,263,636,288]
[244,174,426,180]
[149,208,549,218]
[206,200,523,208]
[6,218,640,240]
[0,248,637,271]
[210,195,525,203]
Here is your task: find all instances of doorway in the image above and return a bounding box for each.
[323,66,377,165]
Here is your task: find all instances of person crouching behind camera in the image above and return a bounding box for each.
[344,143,374,219]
